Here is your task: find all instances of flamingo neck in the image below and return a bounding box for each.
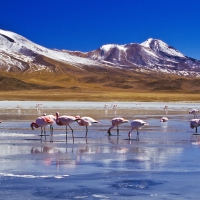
[128,131,131,139]
[55,112,60,125]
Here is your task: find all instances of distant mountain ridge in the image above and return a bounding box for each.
[86,38,200,76]
[0,29,200,77]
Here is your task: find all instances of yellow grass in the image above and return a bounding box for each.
[0,90,199,102]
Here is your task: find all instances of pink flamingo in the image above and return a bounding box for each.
[190,119,200,133]
[128,119,149,140]
[189,109,199,118]
[55,112,80,141]
[43,114,56,142]
[160,117,168,122]
[30,115,54,141]
[107,117,129,135]
[77,116,98,137]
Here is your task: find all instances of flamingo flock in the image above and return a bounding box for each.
[27,106,200,142]
[29,112,150,142]
[1,105,199,142]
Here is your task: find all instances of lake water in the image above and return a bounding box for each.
[0,101,200,199]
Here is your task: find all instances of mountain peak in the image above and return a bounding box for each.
[141,38,185,58]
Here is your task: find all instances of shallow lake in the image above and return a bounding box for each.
[0,101,200,199]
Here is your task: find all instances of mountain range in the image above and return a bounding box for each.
[0,29,200,93]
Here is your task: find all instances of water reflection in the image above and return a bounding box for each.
[27,138,184,173]
[191,134,200,145]
[30,146,59,154]
[160,122,169,133]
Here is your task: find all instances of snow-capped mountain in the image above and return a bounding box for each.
[0,29,200,77]
[86,38,200,76]
[0,29,103,72]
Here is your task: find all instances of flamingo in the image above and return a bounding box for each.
[190,119,200,133]
[104,104,108,109]
[189,109,199,118]
[107,117,129,135]
[160,117,168,122]
[36,103,43,109]
[77,116,98,137]
[43,114,56,142]
[112,104,117,110]
[164,106,168,110]
[128,119,149,140]
[30,115,54,141]
[55,112,80,141]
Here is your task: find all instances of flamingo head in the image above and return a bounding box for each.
[75,115,81,121]
[143,122,149,126]
[30,122,35,130]
[107,128,111,135]
[190,124,195,129]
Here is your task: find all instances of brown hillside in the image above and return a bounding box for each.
[0,56,200,101]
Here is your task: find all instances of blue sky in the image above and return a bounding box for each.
[1,0,200,59]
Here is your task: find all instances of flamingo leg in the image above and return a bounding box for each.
[136,129,139,140]
[40,127,43,141]
[117,126,119,136]
[66,126,68,142]
[50,125,53,143]
[68,125,74,138]
[85,126,88,137]
[44,127,46,141]
[68,124,74,143]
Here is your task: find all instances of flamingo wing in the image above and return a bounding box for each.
[81,117,98,123]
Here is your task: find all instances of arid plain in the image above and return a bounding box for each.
[0,65,200,102]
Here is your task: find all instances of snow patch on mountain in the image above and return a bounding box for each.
[141,38,185,58]
[0,29,102,70]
